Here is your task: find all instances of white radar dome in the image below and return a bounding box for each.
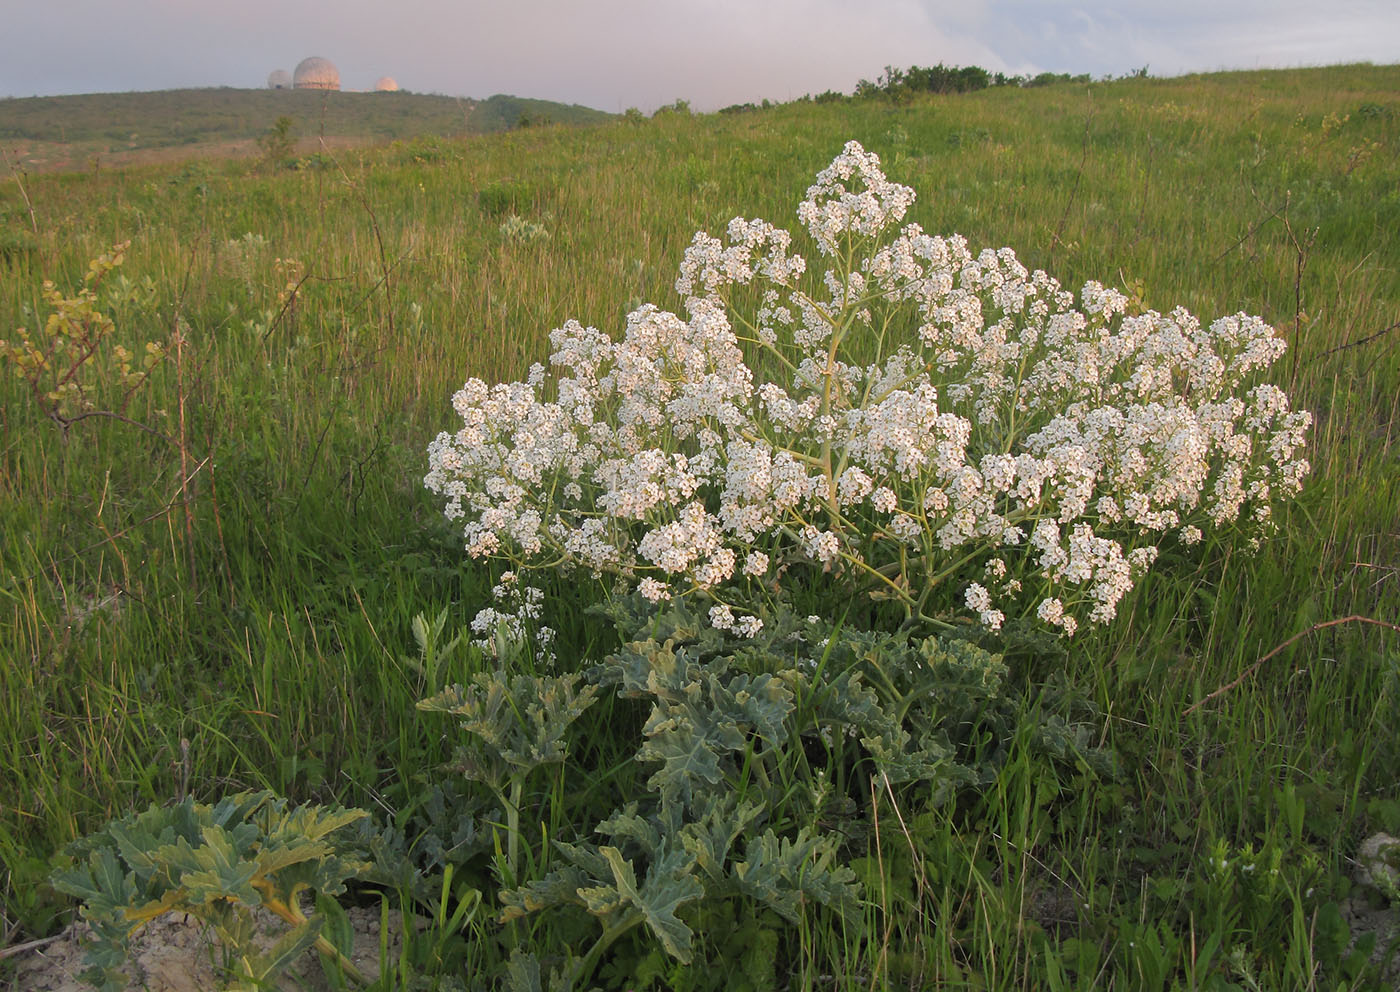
[293,57,340,91]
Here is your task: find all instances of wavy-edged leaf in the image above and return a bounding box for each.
[732,827,861,924]
[499,864,595,922]
[600,845,702,963]
[179,827,261,906]
[679,798,766,882]
[503,949,544,992]
[861,725,955,785]
[51,846,134,910]
[595,803,663,858]
[419,671,598,780]
[551,838,613,878]
[123,888,187,925]
[272,849,370,901]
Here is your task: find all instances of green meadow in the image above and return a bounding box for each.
[2,63,1398,989]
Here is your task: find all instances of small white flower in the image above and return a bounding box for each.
[708,604,736,631]
[734,614,764,637]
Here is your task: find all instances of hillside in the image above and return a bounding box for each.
[0,87,613,172]
[2,63,1398,989]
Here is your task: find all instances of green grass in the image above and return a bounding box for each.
[2,64,1399,989]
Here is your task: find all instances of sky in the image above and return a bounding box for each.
[3,0,1397,113]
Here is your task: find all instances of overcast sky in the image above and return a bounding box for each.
[3,0,1396,112]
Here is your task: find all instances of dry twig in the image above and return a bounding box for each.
[1315,320,1400,359]
[1184,614,1400,716]
[0,931,66,962]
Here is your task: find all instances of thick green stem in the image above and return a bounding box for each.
[575,913,645,988]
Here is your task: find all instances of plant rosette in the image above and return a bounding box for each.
[426,141,1311,641]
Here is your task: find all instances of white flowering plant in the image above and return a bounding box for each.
[426,141,1311,640]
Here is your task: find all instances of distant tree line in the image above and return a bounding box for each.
[718,62,1143,115]
[855,62,1117,100]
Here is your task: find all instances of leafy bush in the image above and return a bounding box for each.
[1,241,166,431]
[416,594,1102,986]
[257,115,296,164]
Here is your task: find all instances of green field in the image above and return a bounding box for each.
[2,64,1398,989]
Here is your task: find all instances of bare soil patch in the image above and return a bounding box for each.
[6,906,405,991]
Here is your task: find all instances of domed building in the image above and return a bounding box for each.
[293,57,340,91]
[267,69,292,90]
[374,76,399,92]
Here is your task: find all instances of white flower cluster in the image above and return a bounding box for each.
[469,571,556,665]
[426,141,1311,638]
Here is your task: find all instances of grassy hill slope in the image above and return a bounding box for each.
[0,87,613,171]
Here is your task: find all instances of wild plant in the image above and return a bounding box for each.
[2,240,223,584]
[412,140,1320,984]
[1,242,164,436]
[258,115,297,165]
[500,214,551,245]
[417,661,598,885]
[409,588,1114,988]
[426,141,1312,644]
[49,792,372,991]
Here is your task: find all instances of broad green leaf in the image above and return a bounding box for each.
[576,883,626,916]
[51,847,134,908]
[679,798,766,881]
[503,949,544,992]
[720,672,793,748]
[123,888,186,924]
[600,845,702,963]
[419,671,598,780]
[552,838,612,877]
[640,725,727,810]
[595,803,663,857]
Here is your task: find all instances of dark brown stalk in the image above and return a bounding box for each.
[1313,319,1400,359]
[1184,615,1400,716]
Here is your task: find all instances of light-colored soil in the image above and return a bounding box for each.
[6,905,406,992]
